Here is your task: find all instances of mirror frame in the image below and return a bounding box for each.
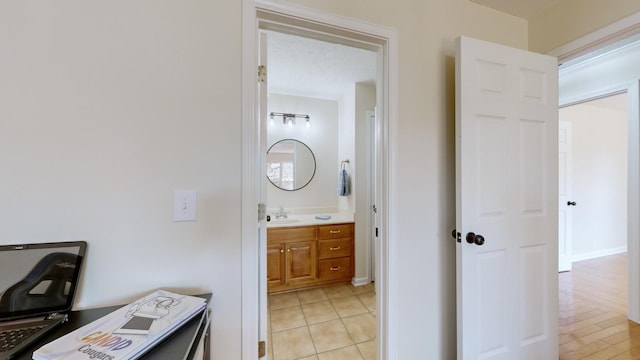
[266,139,316,191]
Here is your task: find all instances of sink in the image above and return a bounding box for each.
[269,218,300,225]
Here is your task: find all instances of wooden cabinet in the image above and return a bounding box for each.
[267,226,317,292]
[266,243,285,288]
[267,222,354,293]
[317,223,354,283]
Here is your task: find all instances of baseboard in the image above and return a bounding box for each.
[572,246,627,262]
[351,277,371,287]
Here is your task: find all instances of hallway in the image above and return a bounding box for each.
[559,253,640,359]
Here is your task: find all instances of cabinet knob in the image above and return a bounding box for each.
[287,248,290,252]
[329,266,341,271]
[329,230,341,234]
[280,249,284,253]
[329,246,341,251]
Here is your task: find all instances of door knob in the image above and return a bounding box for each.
[466,232,485,246]
[466,232,476,244]
[567,201,577,206]
[452,229,461,243]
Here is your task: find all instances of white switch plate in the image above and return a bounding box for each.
[173,190,197,222]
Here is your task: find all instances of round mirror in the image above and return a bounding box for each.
[266,139,316,191]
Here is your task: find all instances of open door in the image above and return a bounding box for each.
[455,36,558,359]
[558,120,573,272]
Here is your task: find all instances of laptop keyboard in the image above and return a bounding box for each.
[0,325,46,352]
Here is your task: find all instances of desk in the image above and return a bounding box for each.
[15,293,211,360]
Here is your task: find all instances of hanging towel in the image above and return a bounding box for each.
[337,169,350,196]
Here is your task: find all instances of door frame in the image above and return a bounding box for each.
[558,119,573,273]
[367,109,377,283]
[550,13,640,322]
[241,1,399,359]
[558,84,640,322]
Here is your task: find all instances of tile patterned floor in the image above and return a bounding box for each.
[267,283,376,360]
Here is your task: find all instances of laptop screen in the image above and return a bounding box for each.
[0,241,87,321]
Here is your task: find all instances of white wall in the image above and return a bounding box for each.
[267,94,340,212]
[560,101,628,260]
[354,83,376,282]
[0,2,241,358]
[338,87,356,213]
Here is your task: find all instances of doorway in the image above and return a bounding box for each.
[555,27,640,323]
[241,2,398,359]
[263,29,378,359]
[559,93,629,268]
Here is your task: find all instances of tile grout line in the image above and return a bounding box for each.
[269,284,377,360]
[336,293,370,359]
[298,288,320,359]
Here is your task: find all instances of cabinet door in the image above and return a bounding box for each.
[266,243,285,288]
[286,240,317,285]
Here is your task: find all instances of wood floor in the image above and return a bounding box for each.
[559,253,640,359]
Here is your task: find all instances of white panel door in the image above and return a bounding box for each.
[558,120,573,272]
[455,36,558,360]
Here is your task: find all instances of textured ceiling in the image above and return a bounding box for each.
[471,0,563,19]
[266,31,377,100]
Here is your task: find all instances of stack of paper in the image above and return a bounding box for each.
[33,289,207,360]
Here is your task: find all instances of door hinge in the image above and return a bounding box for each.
[258,340,266,358]
[258,203,266,221]
[258,65,266,83]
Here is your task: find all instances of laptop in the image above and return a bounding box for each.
[0,241,87,359]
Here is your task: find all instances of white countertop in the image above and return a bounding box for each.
[266,213,354,228]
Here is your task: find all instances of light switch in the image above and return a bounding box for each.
[173,190,197,222]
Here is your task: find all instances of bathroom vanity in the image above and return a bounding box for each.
[267,222,354,293]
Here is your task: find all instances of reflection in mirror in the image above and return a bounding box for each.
[266,139,316,191]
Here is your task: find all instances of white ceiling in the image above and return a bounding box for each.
[471,0,564,19]
[266,31,377,100]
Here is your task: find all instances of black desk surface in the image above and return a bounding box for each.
[15,293,211,360]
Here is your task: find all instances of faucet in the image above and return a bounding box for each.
[275,206,288,219]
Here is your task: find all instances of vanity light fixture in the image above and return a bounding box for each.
[286,114,295,127]
[269,112,311,128]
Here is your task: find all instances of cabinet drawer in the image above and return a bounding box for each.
[317,223,353,239]
[318,258,352,281]
[318,238,352,259]
[267,226,316,242]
